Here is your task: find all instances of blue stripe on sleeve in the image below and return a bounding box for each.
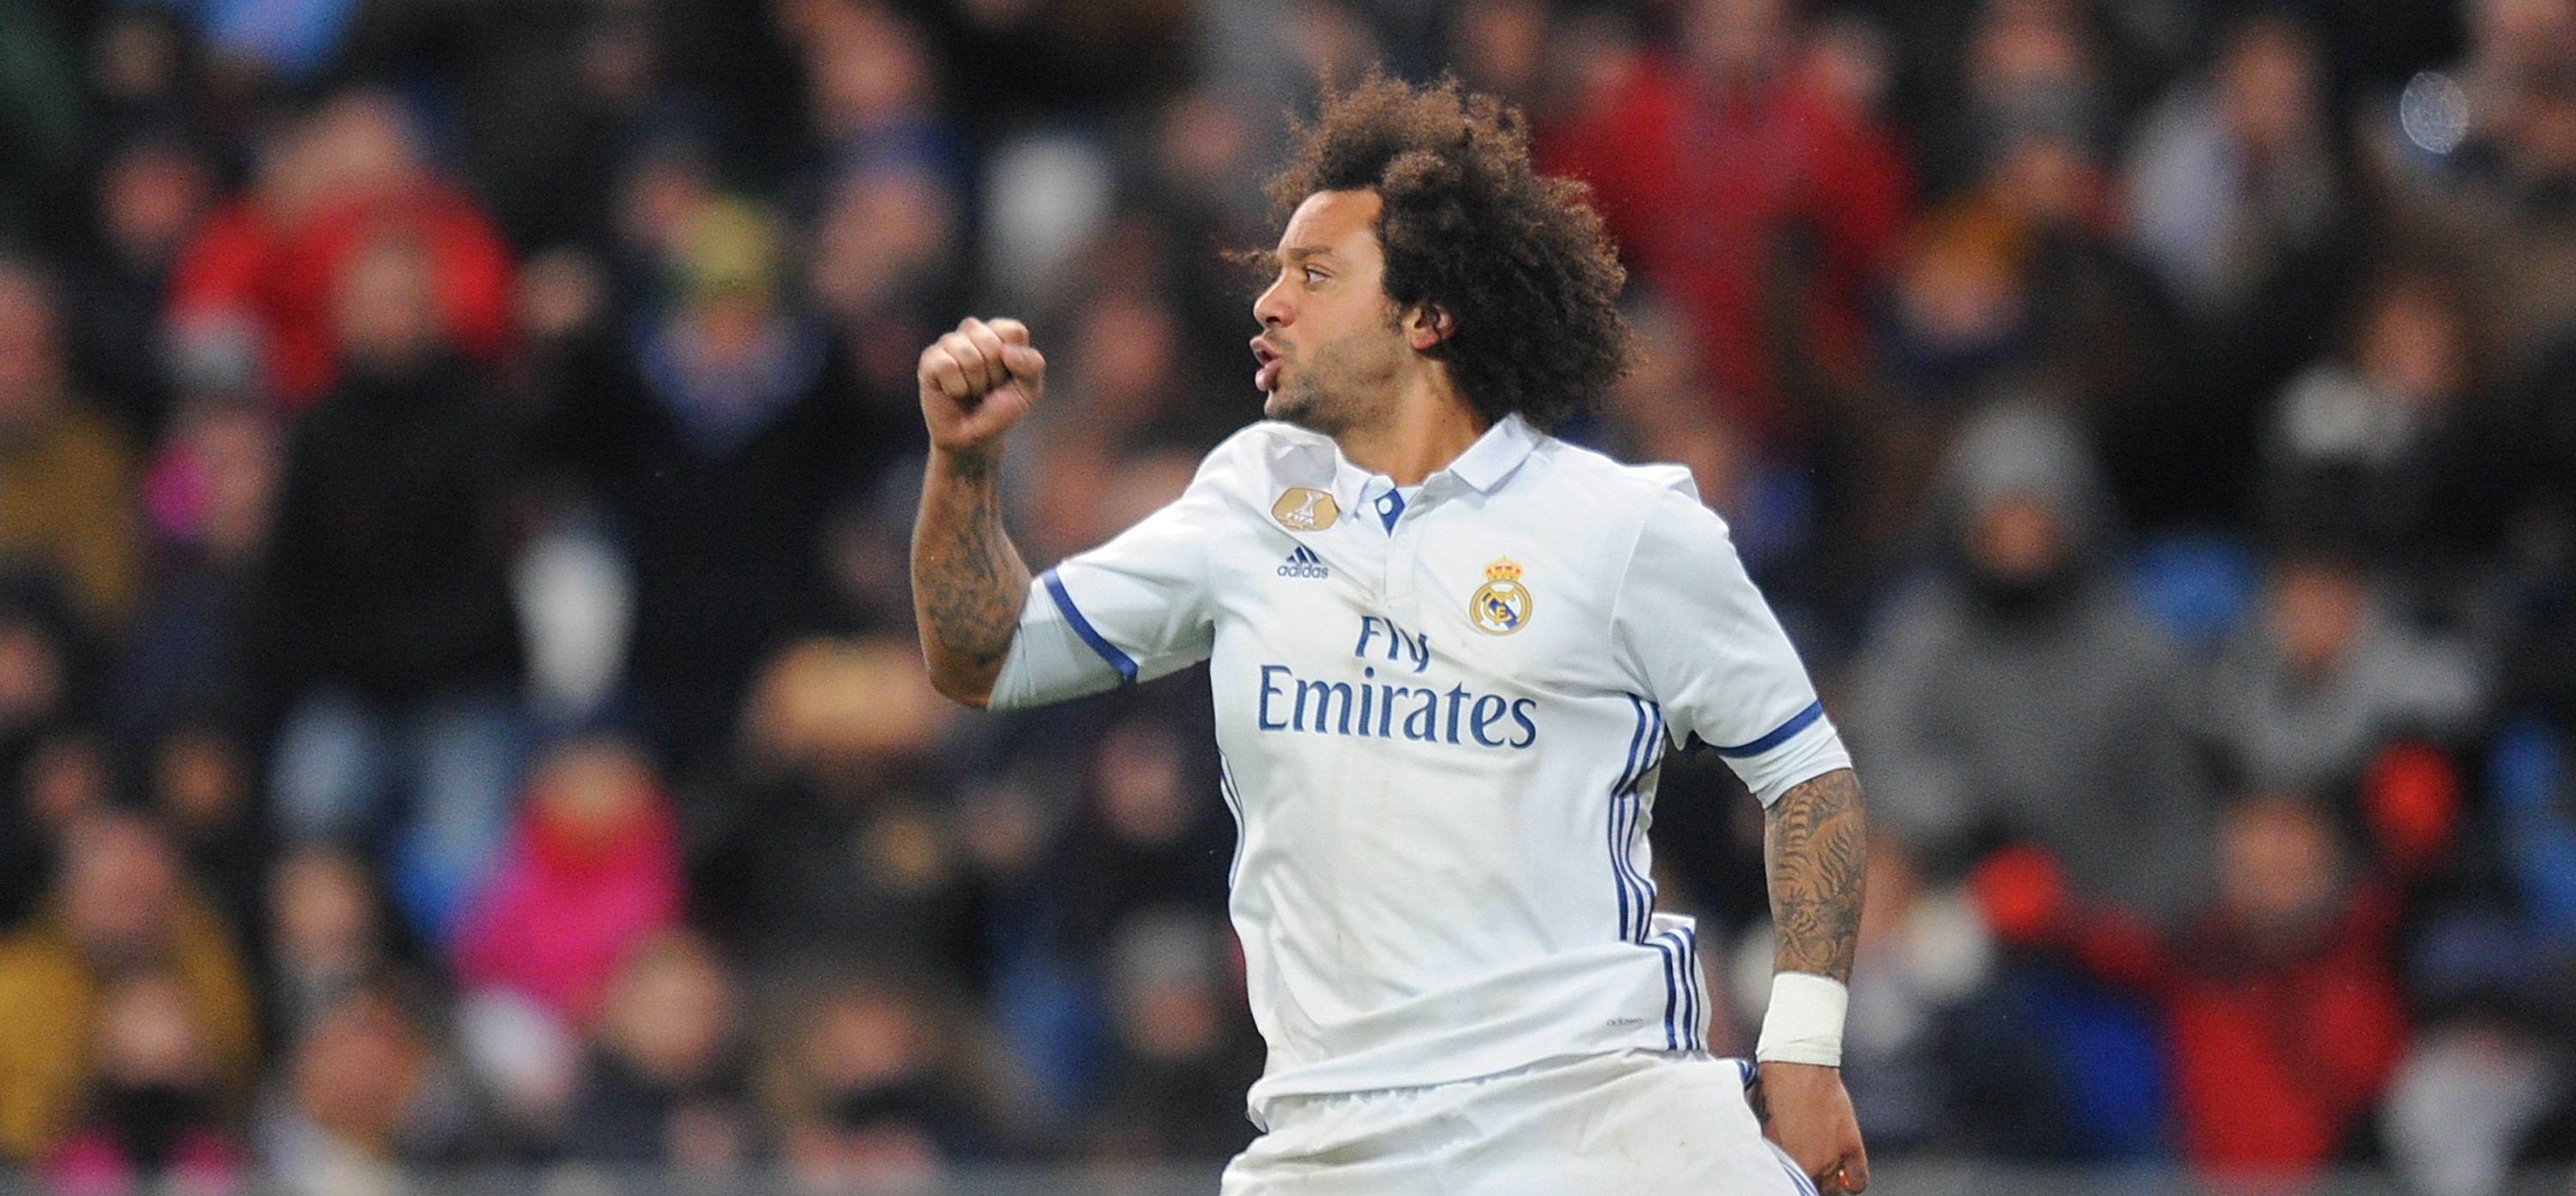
[1677,926,1702,1050]
[1649,938,1680,1051]
[1656,927,1699,1051]
[1609,696,1652,939]
[1609,791,1632,941]
[1622,795,1646,939]
[1715,700,1825,759]
[1617,695,1652,792]
[1041,568,1138,684]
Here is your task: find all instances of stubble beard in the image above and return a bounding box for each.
[1266,370,1355,435]
[1265,319,1406,437]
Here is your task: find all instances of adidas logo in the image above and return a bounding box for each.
[1277,545,1331,580]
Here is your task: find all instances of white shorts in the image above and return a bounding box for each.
[1219,1051,1820,1196]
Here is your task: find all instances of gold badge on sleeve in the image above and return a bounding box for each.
[1273,488,1340,531]
[1469,557,1534,635]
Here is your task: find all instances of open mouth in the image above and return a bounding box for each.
[1251,337,1284,392]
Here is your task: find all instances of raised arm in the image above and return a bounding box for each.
[1756,766,1871,1193]
[911,317,1046,707]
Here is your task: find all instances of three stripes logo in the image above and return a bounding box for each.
[1276,545,1331,580]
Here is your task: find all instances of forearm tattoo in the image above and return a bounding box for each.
[911,447,1031,694]
[1765,768,1867,982]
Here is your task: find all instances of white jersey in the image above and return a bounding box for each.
[991,415,1848,1118]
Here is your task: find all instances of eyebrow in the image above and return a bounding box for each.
[1234,244,1340,276]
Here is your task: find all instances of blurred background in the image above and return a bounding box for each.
[0,0,2573,1192]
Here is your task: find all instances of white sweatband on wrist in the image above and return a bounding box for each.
[1754,972,1849,1066]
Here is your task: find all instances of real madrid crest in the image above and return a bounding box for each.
[1272,487,1340,531]
[1469,556,1534,635]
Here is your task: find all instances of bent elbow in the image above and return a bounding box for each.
[926,660,996,709]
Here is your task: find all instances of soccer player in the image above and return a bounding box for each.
[910,76,1869,1194]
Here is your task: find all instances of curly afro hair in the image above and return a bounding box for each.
[1263,72,1633,431]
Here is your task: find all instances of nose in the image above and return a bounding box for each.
[1253,274,1292,329]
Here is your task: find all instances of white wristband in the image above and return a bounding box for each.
[1754,972,1848,1067]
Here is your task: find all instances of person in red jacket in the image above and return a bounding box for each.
[1539,0,1911,452]
[166,90,513,410]
[1974,768,2444,1187]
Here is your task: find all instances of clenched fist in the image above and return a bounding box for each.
[918,317,1046,453]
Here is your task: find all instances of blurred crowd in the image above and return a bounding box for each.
[2,0,2575,1192]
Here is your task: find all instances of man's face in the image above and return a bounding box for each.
[333,236,445,376]
[1250,190,1413,434]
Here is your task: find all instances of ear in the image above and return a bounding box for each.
[1406,304,1455,350]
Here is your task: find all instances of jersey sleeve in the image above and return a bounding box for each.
[988,462,1228,710]
[1611,482,1850,804]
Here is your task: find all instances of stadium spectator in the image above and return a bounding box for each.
[400,0,688,255]
[544,198,910,773]
[0,573,94,926]
[1444,0,1553,111]
[255,228,530,945]
[1868,0,2129,202]
[2257,264,2533,575]
[1846,398,2215,1158]
[2380,1014,2573,1196]
[451,729,685,1025]
[1083,908,1262,1164]
[1540,0,1911,453]
[1848,125,2172,586]
[2118,14,2355,518]
[261,847,396,1046]
[561,929,756,1172]
[785,1,964,199]
[1864,203,2033,495]
[2197,543,2488,792]
[0,811,258,1166]
[1850,399,2210,924]
[0,573,86,762]
[714,637,967,978]
[112,397,281,737]
[64,132,218,440]
[142,718,264,945]
[1049,710,1232,962]
[977,684,1237,1121]
[166,91,514,410]
[13,725,119,865]
[1976,790,2420,1186]
[0,258,145,639]
[45,968,251,1196]
[805,162,969,412]
[2378,714,2576,1196]
[252,981,496,1193]
[1011,289,1248,563]
[764,974,1004,1188]
[2372,9,2576,376]
[594,132,725,322]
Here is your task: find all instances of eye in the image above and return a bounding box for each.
[1303,265,1326,286]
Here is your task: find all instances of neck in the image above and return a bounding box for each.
[1334,373,1487,485]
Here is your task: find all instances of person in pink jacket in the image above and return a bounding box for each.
[452,730,684,1023]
